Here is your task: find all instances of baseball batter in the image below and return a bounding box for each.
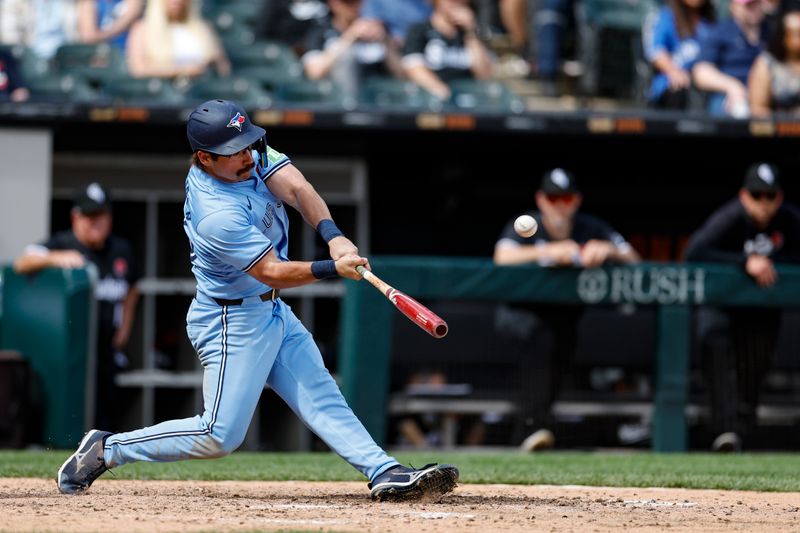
[57,99,458,502]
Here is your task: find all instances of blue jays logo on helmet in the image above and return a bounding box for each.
[187,99,266,156]
[227,112,246,132]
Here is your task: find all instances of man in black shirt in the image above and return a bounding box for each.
[494,168,640,451]
[401,0,494,101]
[684,162,800,451]
[14,183,140,432]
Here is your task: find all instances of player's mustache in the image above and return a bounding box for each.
[238,163,255,174]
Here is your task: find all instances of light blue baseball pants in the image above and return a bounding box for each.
[103,295,397,482]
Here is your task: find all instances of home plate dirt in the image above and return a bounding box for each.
[2,478,798,532]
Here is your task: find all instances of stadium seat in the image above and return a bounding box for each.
[26,74,97,103]
[53,43,127,86]
[576,0,656,100]
[186,76,272,108]
[274,79,353,109]
[220,27,257,51]
[234,63,303,92]
[447,79,525,112]
[227,40,299,70]
[360,77,442,111]
[13,47,54,82]
[102,77,185,105]
[209,2,260,34]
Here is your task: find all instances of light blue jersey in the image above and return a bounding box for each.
[184,147,291,299]
[103,143,398,483]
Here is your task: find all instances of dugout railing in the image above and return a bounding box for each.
[338,257,800,451]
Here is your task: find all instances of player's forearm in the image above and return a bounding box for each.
[613,246,641,264]
[465,34,493,79]
[405,65,450,100]
[291,181,335,229]
[249,258,329,288]
[13,253,51,274]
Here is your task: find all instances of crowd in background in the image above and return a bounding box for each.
[0,0,798,115]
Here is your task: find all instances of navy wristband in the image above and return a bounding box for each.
[311,259,338,279]
[317,219,344,243]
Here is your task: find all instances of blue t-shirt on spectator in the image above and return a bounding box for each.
[696,17,766,85]
[361,0,432,43]
[644,6,710,102]
[96,0,131,50]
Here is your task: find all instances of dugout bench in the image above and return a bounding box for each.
[338,257,800,452]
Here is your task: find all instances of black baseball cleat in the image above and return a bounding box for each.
[369,463,459,502]
[56,429,112,494]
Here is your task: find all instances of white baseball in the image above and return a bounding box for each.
[514,215,538,238]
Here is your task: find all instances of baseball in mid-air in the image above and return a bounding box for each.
[514,215,538,238]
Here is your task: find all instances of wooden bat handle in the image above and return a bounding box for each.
[356,265,391,295]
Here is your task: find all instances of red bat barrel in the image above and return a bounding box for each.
[387,289,449,338]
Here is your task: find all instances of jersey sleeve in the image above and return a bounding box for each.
[255,145,291,181]
[196,208,274,272]
[683,201,746,263]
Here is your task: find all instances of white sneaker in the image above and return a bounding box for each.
[520,428,555,452]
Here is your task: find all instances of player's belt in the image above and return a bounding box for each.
[210,289,280,306]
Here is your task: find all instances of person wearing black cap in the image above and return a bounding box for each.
[684,162,800,452]
[14,182,140,433]
[494,168,640,452]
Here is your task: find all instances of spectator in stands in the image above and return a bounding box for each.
[749,7,800,116]
[498,0,536,72]
[493,168,640,452]
[255,0,329,57]
[692,0,767,117]
[0,48,29,101]
[360,0,432,46]
[684,163,800,452]
[77,0,143,51]
[402,0,495,102]
[643,0,716,110]
[0,0,79,59]
[14,183,141,433]
[302,0,404,98]
[126,0,230,79]
[534,0,577,96]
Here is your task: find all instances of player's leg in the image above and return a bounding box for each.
[103,300,281,467]
[266,302,396,480]
[267,303,458,501]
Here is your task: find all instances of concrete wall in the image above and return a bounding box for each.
[0,128,52,264]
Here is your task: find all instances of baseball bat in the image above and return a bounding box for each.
[355,265,448,339]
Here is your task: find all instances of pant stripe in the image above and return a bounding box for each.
[208,306,229,432]
[106,306,230,447]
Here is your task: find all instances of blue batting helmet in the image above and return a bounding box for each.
[186,99,266,156]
